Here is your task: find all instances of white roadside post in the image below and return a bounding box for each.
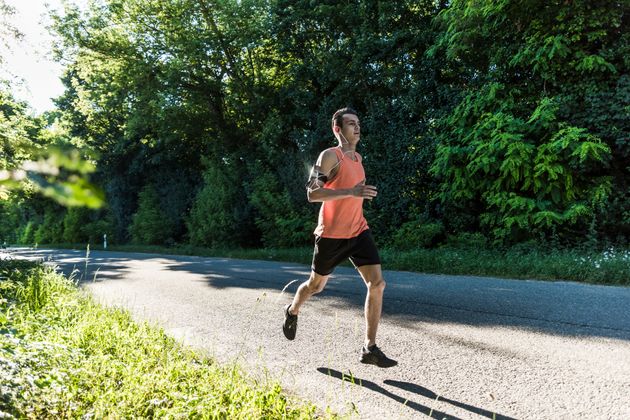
[104,234,107,250]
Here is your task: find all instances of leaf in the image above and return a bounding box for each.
[527,97,558,127]
[576,54,617,74]
[570,140,610,164]
[36,177,104,209]
[533,210,563,227]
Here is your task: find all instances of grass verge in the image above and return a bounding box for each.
[381,246,629,285]
[0,258,320,418]
[31,242,630,286]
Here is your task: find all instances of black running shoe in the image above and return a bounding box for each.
[283,304,298,340]
[360,344,398,368]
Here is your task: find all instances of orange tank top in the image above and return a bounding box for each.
[314,147,369,238]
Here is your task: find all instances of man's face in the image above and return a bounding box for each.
[339,114,360,144]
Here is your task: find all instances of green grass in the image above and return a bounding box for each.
[381,246,630,285]
[32,242,630,286]
[0,259,322,419]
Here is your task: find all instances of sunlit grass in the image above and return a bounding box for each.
[0,259,321,418]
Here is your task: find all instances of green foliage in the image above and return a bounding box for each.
[32,0,627,250]
[61,207,112,244]
[0,90,34,174]
[390,218,445,250]
[432,85,613,241]
[0,198,19,243]
[17,221,35,245]
[63,206,89,243]
[49,0,447,248]
[430,0,626,243]
[0,260,74,313]
[129,185,174,245]
[22,147,104,209]
[81,218,114,245]
[34,211,64,244]
[445,232,489,250]
[0,88,104,209]
[248,166,313,248]
[381,245,630,285]
[187,159,254,248]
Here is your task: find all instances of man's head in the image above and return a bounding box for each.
[331,107,360,145]
[331,107,358,130]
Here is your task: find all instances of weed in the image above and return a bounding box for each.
[0,259,322,418]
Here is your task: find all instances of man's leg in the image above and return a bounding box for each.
[289,271,329,315]
[356,264,385,347]
[283,271,329,340]
[356,263,397,367]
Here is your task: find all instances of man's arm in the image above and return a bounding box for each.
[306,149,377,203]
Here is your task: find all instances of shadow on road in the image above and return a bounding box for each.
[383,379,517,420]
[317,367,516,419]
[8,248,130,283]
[162,258,630,342]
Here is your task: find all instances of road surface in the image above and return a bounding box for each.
[7,248,630,419]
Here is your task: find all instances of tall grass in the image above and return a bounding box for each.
[0,259,320,418]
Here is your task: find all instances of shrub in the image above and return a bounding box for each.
[0,200,20,244]
[248,169,312,248]
[391,219,445,250]
[129,185,174,245]
[0,259,317,418]
[63,207,91,243]
[18,221,36,245]
[80,219,113,245]
[34,212,63,244]
[187,160,253,248]
[446,232,489,250]
[2,263,73,313]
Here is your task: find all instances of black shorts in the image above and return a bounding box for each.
[311,229,381,276]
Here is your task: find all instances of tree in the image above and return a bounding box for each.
[429,0,627,243]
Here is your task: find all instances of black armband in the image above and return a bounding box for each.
[306,167,328,190]
[316,173,328,183]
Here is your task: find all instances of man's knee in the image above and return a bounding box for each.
[368,277,386,293]
[306,273,327,294]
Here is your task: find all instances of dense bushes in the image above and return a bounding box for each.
[129,186,174,245]
[248,168,313,248]
[187,160,254,248]
[0,193,113,247]
[430,0,628,244]
[2,0,628,252]
[390,219,445,250]
[33,212,63,244]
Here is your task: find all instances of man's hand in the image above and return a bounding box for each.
[351,180,377,200]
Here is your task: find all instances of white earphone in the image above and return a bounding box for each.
[335,126,349,144]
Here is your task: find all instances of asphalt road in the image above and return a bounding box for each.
[7,247,630,419]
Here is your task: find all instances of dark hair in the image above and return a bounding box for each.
[331,107,358,129]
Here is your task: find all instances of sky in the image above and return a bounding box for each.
[0,0,76,114]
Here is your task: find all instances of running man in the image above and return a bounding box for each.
[282,107,397,368]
